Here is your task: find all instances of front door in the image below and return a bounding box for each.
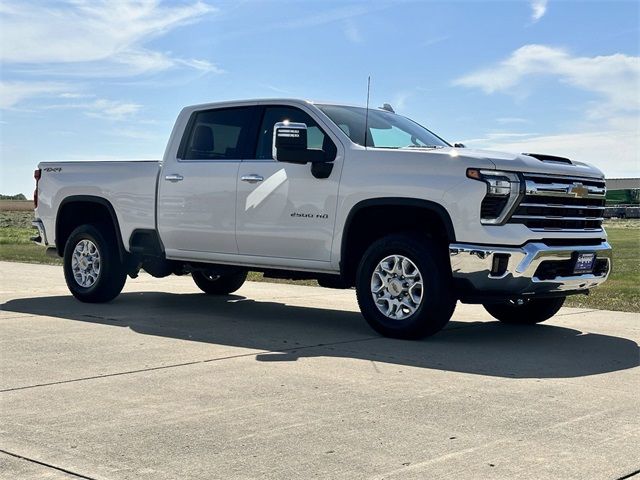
[157,105,258,257]
[236,105,341,262]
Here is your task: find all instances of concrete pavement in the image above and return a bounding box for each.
[1,261,638,479]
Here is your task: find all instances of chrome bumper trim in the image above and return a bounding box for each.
[449,241,612,296]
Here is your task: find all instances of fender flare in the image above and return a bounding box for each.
[339,197,456,276]
[56,195,125,259]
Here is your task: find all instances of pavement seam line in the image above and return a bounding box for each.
[0,314,37,320]
[0,448,97,480]
[617,468,640,480]
[555,309,601,317]
[0,336,380,393]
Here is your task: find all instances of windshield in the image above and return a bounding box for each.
[317,104,450,149]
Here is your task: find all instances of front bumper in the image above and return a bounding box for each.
[449,241,612,300]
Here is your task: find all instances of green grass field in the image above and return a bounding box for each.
[1,205,638,312]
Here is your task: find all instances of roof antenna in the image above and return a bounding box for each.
[364,75,371,149]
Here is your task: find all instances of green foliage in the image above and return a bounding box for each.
[0,194,27,200]
[565,225,640,312]
[0,211,34,229]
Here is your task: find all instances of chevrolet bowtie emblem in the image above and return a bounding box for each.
[569,183,589,198]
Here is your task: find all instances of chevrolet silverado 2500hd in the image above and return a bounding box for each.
[32,99,612,339]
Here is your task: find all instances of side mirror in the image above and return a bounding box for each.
[273,122,326,164]
[454,142,466,148]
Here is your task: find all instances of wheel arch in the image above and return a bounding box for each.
[339,198,456,284]
[55,195,125,259]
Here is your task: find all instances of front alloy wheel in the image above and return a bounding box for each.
[371,255,423,320]
[355,234,456,339]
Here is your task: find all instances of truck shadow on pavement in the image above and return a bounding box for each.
[2,292,638,379]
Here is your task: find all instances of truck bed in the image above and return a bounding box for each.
[35,160,160,251]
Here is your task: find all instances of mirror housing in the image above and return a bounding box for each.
[273,122,326,164]
[454,142,466,148]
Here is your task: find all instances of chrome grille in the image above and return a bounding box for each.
[508,173,606,231]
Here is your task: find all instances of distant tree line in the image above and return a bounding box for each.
[0,194,27,200]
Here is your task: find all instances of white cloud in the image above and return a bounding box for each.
[466,123,639,178]
[392,91,412,111]
[496,117,529,124]
[108,128,162,141]
[42,98,142,121]
[175,58,224,74]
[0,0,217,77]
[343,19,363,44]
[455,45,640,177]
[279,5,372,29]
[454,45,640,114]
[423,35,450,48]
[86,99,142,120]
[58,92,95,99]
[530,0,548,22]
[259,84,293,95]
[0,81,70,108]
[486,132,538,140]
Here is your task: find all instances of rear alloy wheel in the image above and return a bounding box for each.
[192,270,247,295]
[63,224,127,303]
[483,297,566,325]
[356,234,456,339]
[71,239,101,288]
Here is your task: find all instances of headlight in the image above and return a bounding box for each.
[466,168,522,224]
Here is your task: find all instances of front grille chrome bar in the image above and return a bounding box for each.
[524,180,606,199]
[518,202,605,210]
[507,174,607,232]
[511,215,604,221]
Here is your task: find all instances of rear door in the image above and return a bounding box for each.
[235,104,342,262]
[157,105,259,257]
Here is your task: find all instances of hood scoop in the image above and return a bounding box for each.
[522,153,573,165]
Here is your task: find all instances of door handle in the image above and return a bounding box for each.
[241,174,264,184]
[165,174,184,182]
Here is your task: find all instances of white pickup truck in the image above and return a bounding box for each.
[32,99,612,338]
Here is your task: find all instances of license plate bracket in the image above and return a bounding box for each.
[573,252,596,274]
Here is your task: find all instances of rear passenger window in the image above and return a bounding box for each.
[181,107,256,160]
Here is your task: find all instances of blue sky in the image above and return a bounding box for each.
[1,0,639,197]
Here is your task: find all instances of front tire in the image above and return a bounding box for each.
[483,297,565,324]
[63,224,127,303]
[192,270,247,295]
[355,234,456,339]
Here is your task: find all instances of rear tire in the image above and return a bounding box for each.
[63,224,127,303]
[192,270,247,295]
[483,297,565,324]
[355,234,456,339]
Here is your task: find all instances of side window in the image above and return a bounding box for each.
[255,106,334,160]
[181,107,256,160]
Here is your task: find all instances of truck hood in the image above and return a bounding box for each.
[451,147,604,179]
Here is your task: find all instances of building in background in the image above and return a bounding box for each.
[605,178,640,205]
[604,177,639,218]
